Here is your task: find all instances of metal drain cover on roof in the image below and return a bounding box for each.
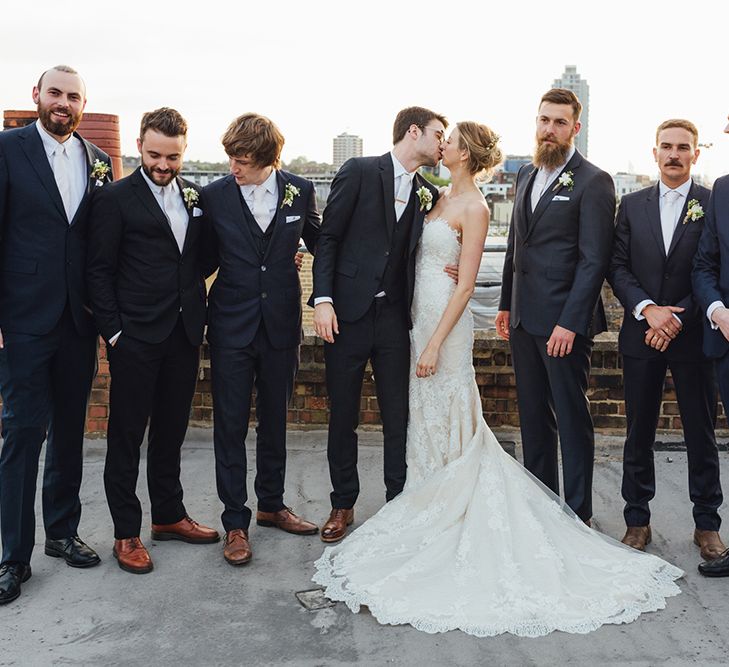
[295,588,336,611]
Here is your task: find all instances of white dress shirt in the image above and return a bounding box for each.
[633,178,692,322]
[36,119,87,222]
[240,169,278,231]
[315,153,410,307]
[530,145,575,212]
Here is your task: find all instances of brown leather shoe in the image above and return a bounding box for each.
[151,516,220,544]
[320,508,354,543]
[113,538,153,574]
[256,507,318,535]
[621,525,652,551]
[223,529,252,566]
[694,529,727,560]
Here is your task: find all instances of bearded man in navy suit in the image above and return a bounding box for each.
[0,66,108,604]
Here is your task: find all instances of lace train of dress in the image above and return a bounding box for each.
[313,217,683,637]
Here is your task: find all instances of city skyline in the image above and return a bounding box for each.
[2,0,727,181]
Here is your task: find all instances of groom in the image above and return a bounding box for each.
[312,106,446,542]
[495,88,615,523]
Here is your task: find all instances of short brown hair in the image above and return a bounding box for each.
[655,119,699,148]
[140,107,188,140]
[392,106,448,145]
[540,88,582,121]
[222,113,284,169]
[36,65,86,93]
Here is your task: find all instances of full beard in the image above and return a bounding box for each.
[533,136,572,170]
[37,103,82,137]
[142,162,179,187]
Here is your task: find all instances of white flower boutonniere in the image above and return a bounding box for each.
[416,186,433,212]
[683,199,704,224]
[553,170,574,192]
[281,183,301,208]
[182,187,199,209]
[90,159,111,187]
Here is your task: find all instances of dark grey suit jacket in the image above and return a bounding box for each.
[499,150,616,338]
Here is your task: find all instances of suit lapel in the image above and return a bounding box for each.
[408,173,430,255]
[666,181,698,259]
[131,167,179,248]
[18,123,67,222]
[379,153,396,239]
[516,166,537,237]
[177,176,198,256]
[221,174,258,252]
[263,170,287,262]
[644,184,666,258]
[526,151,583,240]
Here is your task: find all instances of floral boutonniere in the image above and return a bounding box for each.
[182,187,199,209]
[281,183,301,208]
[90,159,111,187]
[683,199,704,224]
[552,170,574,192]
[416,186,433,212]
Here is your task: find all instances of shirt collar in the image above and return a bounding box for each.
[241,168,277,198]
[658,177,692,199]
[390,152,411,180]
[36,119,80,158]
[140,167,180,197]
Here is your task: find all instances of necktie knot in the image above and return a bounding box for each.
[252,184,271,232]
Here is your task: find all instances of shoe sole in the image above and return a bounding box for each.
[0,568,31,605]
[150,531,220,544]
[44,546,101,568]
[224,554,252,566]
[698,566,729,577]
[320,520,354,543]
[256,520,319,536]
[112,550,154,575]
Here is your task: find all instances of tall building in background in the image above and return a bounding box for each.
[333,132,363,169]
[552,65,589,157]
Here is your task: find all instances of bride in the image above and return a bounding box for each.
[312,122,683,637]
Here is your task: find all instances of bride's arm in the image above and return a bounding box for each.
[415,202,489,378]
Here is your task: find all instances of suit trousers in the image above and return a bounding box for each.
[622,354,721,530]
[104,317,199,539]
[211,324,298,531]
[324,298,410,509]
[0,307,97,563]
[510,324,594,520]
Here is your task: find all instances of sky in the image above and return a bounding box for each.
[2,0,728,181]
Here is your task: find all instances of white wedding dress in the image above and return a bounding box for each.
[313,217,683,637]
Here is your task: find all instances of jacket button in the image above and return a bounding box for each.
[385,251,390,257]
[262,292,267,299]
[261,265,267,271]
[664,273,669,279]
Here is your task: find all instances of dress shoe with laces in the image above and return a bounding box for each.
[321,508,354,543]
[151,516,220,544]
[698,548,729,577]
[256,507,318,535]
[113,538,153,574]
[0,562,31,605]
[621,525,652,551]
[694,529,726,561]
[223,529,252,566]
[45,536,101,568]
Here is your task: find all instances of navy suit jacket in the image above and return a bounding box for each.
[204,170,320,350]
[311,153,438,326]
[693,174,729,359]
[0,122,110,336]
[499,150,616,338]
[609,181,711,361]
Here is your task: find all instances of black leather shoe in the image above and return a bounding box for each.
[45,536,101,568]
[698,548,729,577]
[0,562,32,605]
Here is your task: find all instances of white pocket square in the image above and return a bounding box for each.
[552,195,570,201]
[285,215,301,223]
[192,207,203,217]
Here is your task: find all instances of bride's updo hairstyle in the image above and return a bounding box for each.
[456,121,503,182]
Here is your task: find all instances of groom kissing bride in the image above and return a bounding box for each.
[311,97,683,638]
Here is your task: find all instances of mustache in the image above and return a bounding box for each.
[664,159,682,167]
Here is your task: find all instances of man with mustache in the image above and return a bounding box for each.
[87,108,218,574]
[693,112,729,577]
[609,120,722,558]
[496,88,615,523]
[0,65,108,605]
